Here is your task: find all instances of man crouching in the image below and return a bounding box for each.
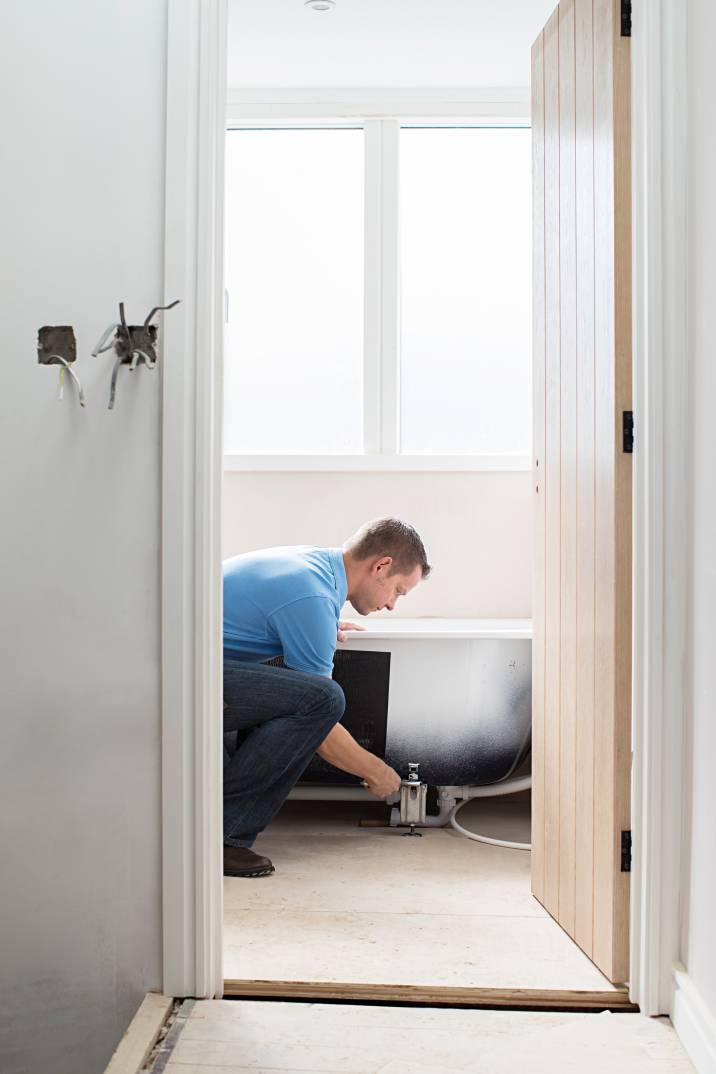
[222,517,431,877]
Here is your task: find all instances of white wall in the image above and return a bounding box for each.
[0,3,167,1072]
[223,472,533,618]
[680,0,716,1024]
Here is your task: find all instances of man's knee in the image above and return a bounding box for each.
[312,677,345,726]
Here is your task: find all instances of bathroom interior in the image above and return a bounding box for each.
[219,0,625,1005]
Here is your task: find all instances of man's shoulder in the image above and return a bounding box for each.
[224,545,323,578]
[223,546,338,602]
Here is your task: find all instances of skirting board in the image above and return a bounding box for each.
[672,966,716,1074]
[103,993,174,1074]
[223,979,636,1010]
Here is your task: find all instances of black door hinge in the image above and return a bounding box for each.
[621,830,632,872]
[623,411,634,453]
[621,0,632,36]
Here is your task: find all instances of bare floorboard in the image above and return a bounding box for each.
[223,802,621,1001]
[161,999,695,1074]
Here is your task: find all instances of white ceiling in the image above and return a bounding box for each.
[227,0,556,90]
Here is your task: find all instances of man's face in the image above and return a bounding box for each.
[350,558,423,617]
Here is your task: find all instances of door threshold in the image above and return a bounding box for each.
[223,979,636,1010]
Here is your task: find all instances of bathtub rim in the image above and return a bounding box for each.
[337,617,532,642]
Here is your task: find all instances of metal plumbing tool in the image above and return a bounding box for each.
[399,762,427,836]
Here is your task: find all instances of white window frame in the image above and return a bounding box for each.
[224,95,531,472]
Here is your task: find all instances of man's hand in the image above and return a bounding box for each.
[337,619,366,643]
[361,759,402,800]
[316,725,400,799]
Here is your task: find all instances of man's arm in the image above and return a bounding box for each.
[316,723,401,799]
[269,597,338,677]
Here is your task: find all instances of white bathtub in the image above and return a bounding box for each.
[332,617,533,787]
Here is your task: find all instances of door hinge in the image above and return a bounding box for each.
[621,830,632,872]
[623,410,634,453]
[621,0,632,36]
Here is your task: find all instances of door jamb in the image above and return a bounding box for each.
[161,0,227,999]
[629,0,688,1017]
[159,0,689,1010]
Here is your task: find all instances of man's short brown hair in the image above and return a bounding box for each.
[344,518,431,579]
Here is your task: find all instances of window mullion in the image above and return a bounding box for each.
[379,119,401,455]
[363,120,382,455]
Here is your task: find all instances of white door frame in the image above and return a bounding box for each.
[629,0,688,1017]
[160,0,689,1011]
[161,0,227,999]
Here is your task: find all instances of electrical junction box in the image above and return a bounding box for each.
[37,325,76,366]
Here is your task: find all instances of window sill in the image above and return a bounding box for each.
[223,454,532,473]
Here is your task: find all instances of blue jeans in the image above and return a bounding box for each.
[223,656,345,848]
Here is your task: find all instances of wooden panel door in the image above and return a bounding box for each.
[531,0,632,984]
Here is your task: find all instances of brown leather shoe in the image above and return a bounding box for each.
[223,845,275,878]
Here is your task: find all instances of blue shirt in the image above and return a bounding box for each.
[223,546,348,677]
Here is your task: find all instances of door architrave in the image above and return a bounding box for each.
[160,0,688,1015]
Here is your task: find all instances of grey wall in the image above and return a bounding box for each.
[0,3,167,1072]
[680,0,716,1019]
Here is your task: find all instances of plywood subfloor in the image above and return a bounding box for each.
[223,801,624,1003]
[160,999,694,1074]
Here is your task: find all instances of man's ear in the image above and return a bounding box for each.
[374,556,393,575]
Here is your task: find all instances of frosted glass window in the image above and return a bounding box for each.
[224,129,364,454]
[399,128,532,455]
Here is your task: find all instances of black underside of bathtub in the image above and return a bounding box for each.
[289,648,531,788]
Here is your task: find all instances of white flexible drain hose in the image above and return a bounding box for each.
[449,797,531,851]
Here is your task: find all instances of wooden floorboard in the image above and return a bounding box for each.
[103,993,173,1074]
[222,979,635,1010]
